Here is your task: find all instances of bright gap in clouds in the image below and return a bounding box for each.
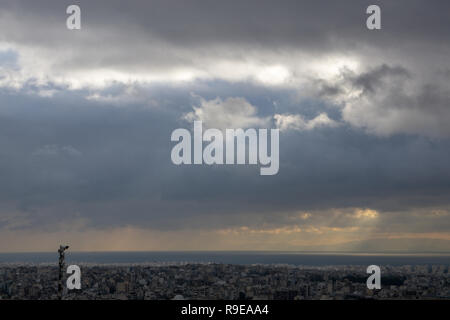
[0,39,360,91]
[309,55,361,80]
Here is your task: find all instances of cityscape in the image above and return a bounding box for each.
[1,263,449,300]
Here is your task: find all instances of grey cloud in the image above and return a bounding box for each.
[3,1,450,47]
[351,65,411,94]
[0,1,449,251]
[0,83,449,234]
[333,65,450,137]
[2,1,449,140]
[1,1,449,89]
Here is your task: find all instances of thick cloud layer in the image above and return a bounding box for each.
[0,0,449,251]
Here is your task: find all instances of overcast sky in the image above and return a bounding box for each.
[0,0,449,252]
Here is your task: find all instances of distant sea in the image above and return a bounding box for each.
[0,251,449,266]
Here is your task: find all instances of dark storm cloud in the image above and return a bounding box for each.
[3,0,450,46]
[351,65,411,94]
[0,82,449,233]
[0,0,449,246]
[1,0,450,74]
[323,64,450,137]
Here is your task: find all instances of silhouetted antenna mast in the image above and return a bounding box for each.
[58,245,69,299]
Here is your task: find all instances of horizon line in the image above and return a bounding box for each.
[1,250,450,255]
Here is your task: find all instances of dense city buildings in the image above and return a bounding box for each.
[0,263,448,300]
